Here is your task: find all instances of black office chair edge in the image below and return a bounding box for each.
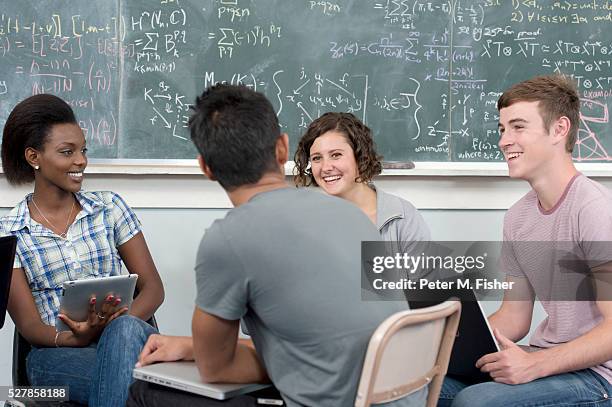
[12,327,31,386]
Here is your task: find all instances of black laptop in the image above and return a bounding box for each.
[409,288,499,384]
[0,235,17,329]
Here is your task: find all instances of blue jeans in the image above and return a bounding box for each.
[27,315,157,407]
[437,370,612,407]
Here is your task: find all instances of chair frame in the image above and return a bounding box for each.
[355,300,461,407]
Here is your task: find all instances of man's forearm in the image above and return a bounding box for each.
[197,343,270,384]
[489,308,530,342]
[488,278,535,343]
[532,319,612,378]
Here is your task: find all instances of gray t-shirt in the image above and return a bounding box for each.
[502,174,612,383]
[195,188,424,407]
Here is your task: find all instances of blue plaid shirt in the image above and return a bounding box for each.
[0,191,142,326]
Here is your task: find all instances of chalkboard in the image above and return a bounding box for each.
[0,0,611,164]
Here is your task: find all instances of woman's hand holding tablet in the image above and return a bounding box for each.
[55,274,139,341]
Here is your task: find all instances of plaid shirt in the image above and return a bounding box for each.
[0,191,142,326]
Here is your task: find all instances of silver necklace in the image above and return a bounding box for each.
[31,197,76,239]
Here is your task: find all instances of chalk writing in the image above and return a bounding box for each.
[0,0,610,162]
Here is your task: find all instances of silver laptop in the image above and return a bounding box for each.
[133,361,269,400]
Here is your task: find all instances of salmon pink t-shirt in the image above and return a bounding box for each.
[502,173,612,383]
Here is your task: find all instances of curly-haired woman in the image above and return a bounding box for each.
[294,112,430,252]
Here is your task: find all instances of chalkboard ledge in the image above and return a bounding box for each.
[401,162,612,177]
[1,160,610,177]
[87,159,203,175]
[61,160,517,176]
[81,160,612,177]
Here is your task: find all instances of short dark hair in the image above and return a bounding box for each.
[293,112,382,187]
[497,74,580,153]
[2,94,77,185]
[188,85,281,190]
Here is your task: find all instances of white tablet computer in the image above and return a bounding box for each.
[56,274,138,332]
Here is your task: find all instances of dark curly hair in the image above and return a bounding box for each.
[2,94,77,185]
[293,112,382,187]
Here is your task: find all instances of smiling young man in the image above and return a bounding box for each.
[438,75,612,406]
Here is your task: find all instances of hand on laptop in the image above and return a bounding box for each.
[136,334,194,367]
[475,328,544,385]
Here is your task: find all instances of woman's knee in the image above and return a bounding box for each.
[102,315,155,343]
